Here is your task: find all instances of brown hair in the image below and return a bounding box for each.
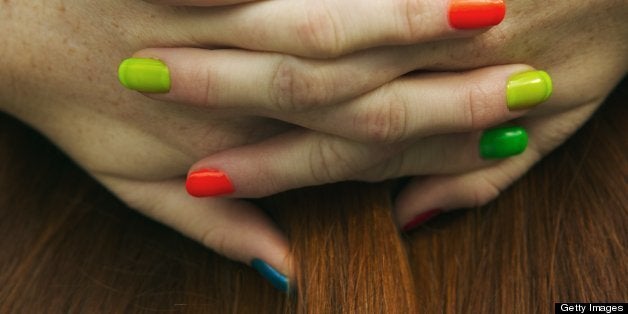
[0,80,625,313]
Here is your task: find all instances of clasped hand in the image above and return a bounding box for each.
[2,0,625,291]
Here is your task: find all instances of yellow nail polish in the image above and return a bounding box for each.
[506,70,552,110]
[118,58,171,93]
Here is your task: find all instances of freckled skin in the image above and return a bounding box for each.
[0,0,291,180]
[0,0,626,182]
[0,0,624,274]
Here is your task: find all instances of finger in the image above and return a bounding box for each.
[168,0,506,58]
[100,176,293,292]
[282,65,552,144]
[179,66,551,197]
[144,0,256,7]
[184,130,400,198]
[118,48,415,111]
[118,55,553,144]
[396,103,601,232]
[395,154,538,231]
[183,123,531,198]
[356,125,525,182]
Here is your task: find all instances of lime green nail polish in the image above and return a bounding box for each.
[506,70,552,110]
[480,126,528,159]
[118,58,171,93]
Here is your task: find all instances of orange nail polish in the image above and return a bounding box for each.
[186,169,235,197]
[449,0,506,29]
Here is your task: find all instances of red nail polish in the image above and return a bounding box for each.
[402,209,443,232]
[449,0,506,29]
[186,169,235,197]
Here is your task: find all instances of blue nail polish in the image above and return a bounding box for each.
[251,259,290,293]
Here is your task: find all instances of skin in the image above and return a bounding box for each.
[144,0,627,221]
[1,0,627,285]
[0,0,297,278]
[0,0,501,280]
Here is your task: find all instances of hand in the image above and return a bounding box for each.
[139,0,505,57]
[135,58,543,198]
[0,0,302,291]
[144,0,259,7]
[394,0,627,230]
[133,0,627,230]
[0,0,505,290]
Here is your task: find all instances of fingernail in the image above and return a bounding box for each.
[118,58,171,93]
[402,209,443,232]
[449,0,506,29]
[185,169,235,197]
[507,70,553,110]
[479,125,528,159]
[251,259,290,293]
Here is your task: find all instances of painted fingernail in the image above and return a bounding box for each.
[118,58,171,93]
[251,259,290,293]
[449,0,506,29]
[402,209,443,232]
[185,169,235,197]
[479,125,528,159]
[507,70,553,110]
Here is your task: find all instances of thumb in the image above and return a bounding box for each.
[99,176,293,292]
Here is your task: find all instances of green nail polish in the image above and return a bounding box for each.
[506,70,552,110]
[480,126,528,159]
[118,58,171,93]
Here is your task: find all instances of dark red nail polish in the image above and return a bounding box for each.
[402,209,443,232]
[449,0,506,29]
[186,169,235,197]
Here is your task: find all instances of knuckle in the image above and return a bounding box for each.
[397,0,433,42]
[359,154,405,182]
[271,57,330,111]
[296,5,343,57]
[469,175,502,207]
[464,81,503,130]
[186,65,221,107]
[308,137,355,183]
[355,93,409,143]
[441,30,511,67]
[199,225,229,255]
[200,67,220,107]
